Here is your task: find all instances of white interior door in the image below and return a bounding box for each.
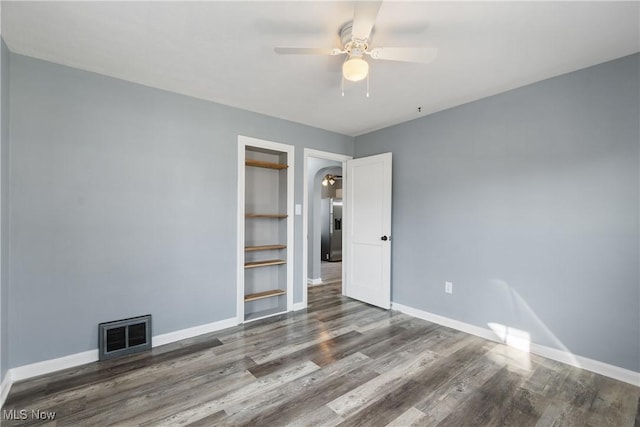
[345,152,392,309]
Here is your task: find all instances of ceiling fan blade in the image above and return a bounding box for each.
[274,47,342,56]
[369,47,438,63]
[352,1,383,40]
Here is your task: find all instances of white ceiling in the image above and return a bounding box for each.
[2,1,639,136]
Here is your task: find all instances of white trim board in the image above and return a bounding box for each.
[1,316,239,406]
[152,317,238,347]
[292,302,306,311]
[1,370,12,409]
[10,349,99,383]
[391,302,640,387]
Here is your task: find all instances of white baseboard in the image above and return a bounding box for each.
[392,302,499,344]
[152,317,239,347]
[292,302,306,311]
[10,349,99,383]
[391,302,640,387]
[307,278,322,285]
[527,342,640,387]
[1,370,12,408]
[3,316,240,397]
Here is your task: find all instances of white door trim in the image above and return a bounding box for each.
[302,149,352,309]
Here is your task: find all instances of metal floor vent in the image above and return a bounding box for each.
[99,314,152,361]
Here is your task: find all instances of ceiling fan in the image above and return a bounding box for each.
[274,1,437,96]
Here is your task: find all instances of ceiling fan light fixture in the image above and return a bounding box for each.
[342,57,369,82]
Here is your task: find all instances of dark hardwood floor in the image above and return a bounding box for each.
[3,283,639,426]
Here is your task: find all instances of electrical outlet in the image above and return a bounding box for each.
[445,281,453,294]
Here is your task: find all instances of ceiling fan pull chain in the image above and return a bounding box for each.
[341,76,345,97]
[366,72,370,98]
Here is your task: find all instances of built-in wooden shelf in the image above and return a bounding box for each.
[244,307,287,322]
[242,142,292,324]
[245,244,287,252]
[244,259,286,269]
[244,289,286,302]
[245,159,288,170]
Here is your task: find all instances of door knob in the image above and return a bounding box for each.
[381,236,388,241]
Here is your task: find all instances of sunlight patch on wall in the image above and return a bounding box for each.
[487,279,581,368]
[488,322,530,352]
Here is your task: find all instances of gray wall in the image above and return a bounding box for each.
[8,53,353,367]
[1,39,9,382]
[355,54,640,372]
[6,48,638,374]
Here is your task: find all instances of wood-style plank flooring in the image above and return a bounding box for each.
[320,261,342,284]
[3,283,639,426]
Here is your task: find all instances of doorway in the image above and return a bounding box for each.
[319,167,342,284]
[321,259,342,284]
[302,149,352,309]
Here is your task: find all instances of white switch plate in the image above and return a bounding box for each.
[295,204,302,215]
[445,281,453,294]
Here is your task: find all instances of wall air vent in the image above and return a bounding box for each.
[98,314,152,361]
